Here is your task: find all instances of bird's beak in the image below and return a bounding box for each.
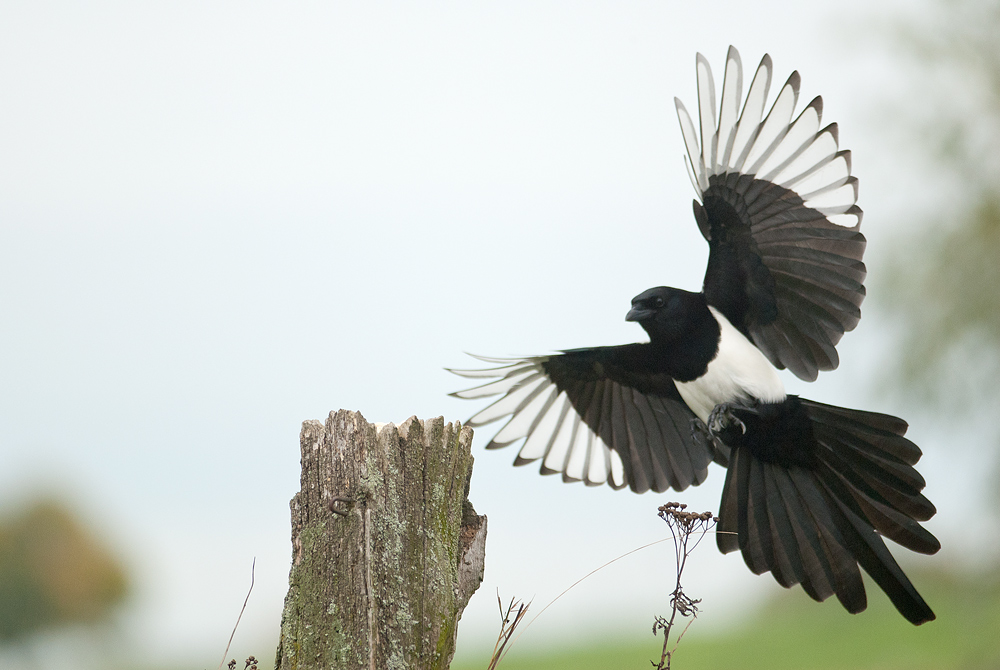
[625,306,654,322]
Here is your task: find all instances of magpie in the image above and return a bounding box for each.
[449,47,939,625]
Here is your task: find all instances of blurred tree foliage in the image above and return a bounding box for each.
[882,0,1000,412]
[0,497,129,643]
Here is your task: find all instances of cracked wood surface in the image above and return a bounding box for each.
[275,410,486,670]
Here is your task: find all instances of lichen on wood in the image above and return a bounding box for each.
[275,410,486,670]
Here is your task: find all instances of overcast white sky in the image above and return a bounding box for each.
[0,1,980,667]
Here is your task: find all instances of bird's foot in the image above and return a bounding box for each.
[690,417,714,446]
[707,402,752,437]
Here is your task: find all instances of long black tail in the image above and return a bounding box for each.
[715,396,939,625]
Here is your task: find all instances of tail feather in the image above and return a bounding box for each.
[769,464,834,601]
[819,472,936,625]
[743,455,774,578]
[809,405,920,464]
[759,461,802,590]
[717,396,938,624]
[786,467,867,614]
[813,423,927,491]
[717,460,740,554]
[807,401,940,554]
[817,454,939,553]
[817,434,937,525]
[724,447,861,606]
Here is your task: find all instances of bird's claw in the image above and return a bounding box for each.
[707,403,748,436]
[689,417,714,446]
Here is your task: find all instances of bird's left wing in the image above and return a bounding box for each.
[676,47,866,381]
[448,348,714,494]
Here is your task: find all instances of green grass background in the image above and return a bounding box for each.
[452,568,1000,670]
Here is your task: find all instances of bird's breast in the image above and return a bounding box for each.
[675,306,786,422]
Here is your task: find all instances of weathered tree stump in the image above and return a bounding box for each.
[275,410,486,670]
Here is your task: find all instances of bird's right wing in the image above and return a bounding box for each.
[676,47,866,381]
[448,347,715,494]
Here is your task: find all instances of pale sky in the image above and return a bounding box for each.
[0,1,978,667]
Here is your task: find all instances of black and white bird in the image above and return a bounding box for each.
[449,47,940,625]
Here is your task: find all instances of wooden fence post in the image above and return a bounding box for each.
[275,410,487,670]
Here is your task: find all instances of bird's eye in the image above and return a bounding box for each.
[654,297,665,308]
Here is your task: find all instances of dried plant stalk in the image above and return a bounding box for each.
[652,502,718,670]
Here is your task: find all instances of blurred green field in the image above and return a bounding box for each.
[452,568,1000,670]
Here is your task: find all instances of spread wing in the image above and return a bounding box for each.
[448,347,715,493]
[675,47,866,381]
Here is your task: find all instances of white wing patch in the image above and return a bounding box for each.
[448,355,627,489]
[676,46,860,228]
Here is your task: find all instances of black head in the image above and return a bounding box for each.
[626,287,714,343]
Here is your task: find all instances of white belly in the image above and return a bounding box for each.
[675,307,786,422]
